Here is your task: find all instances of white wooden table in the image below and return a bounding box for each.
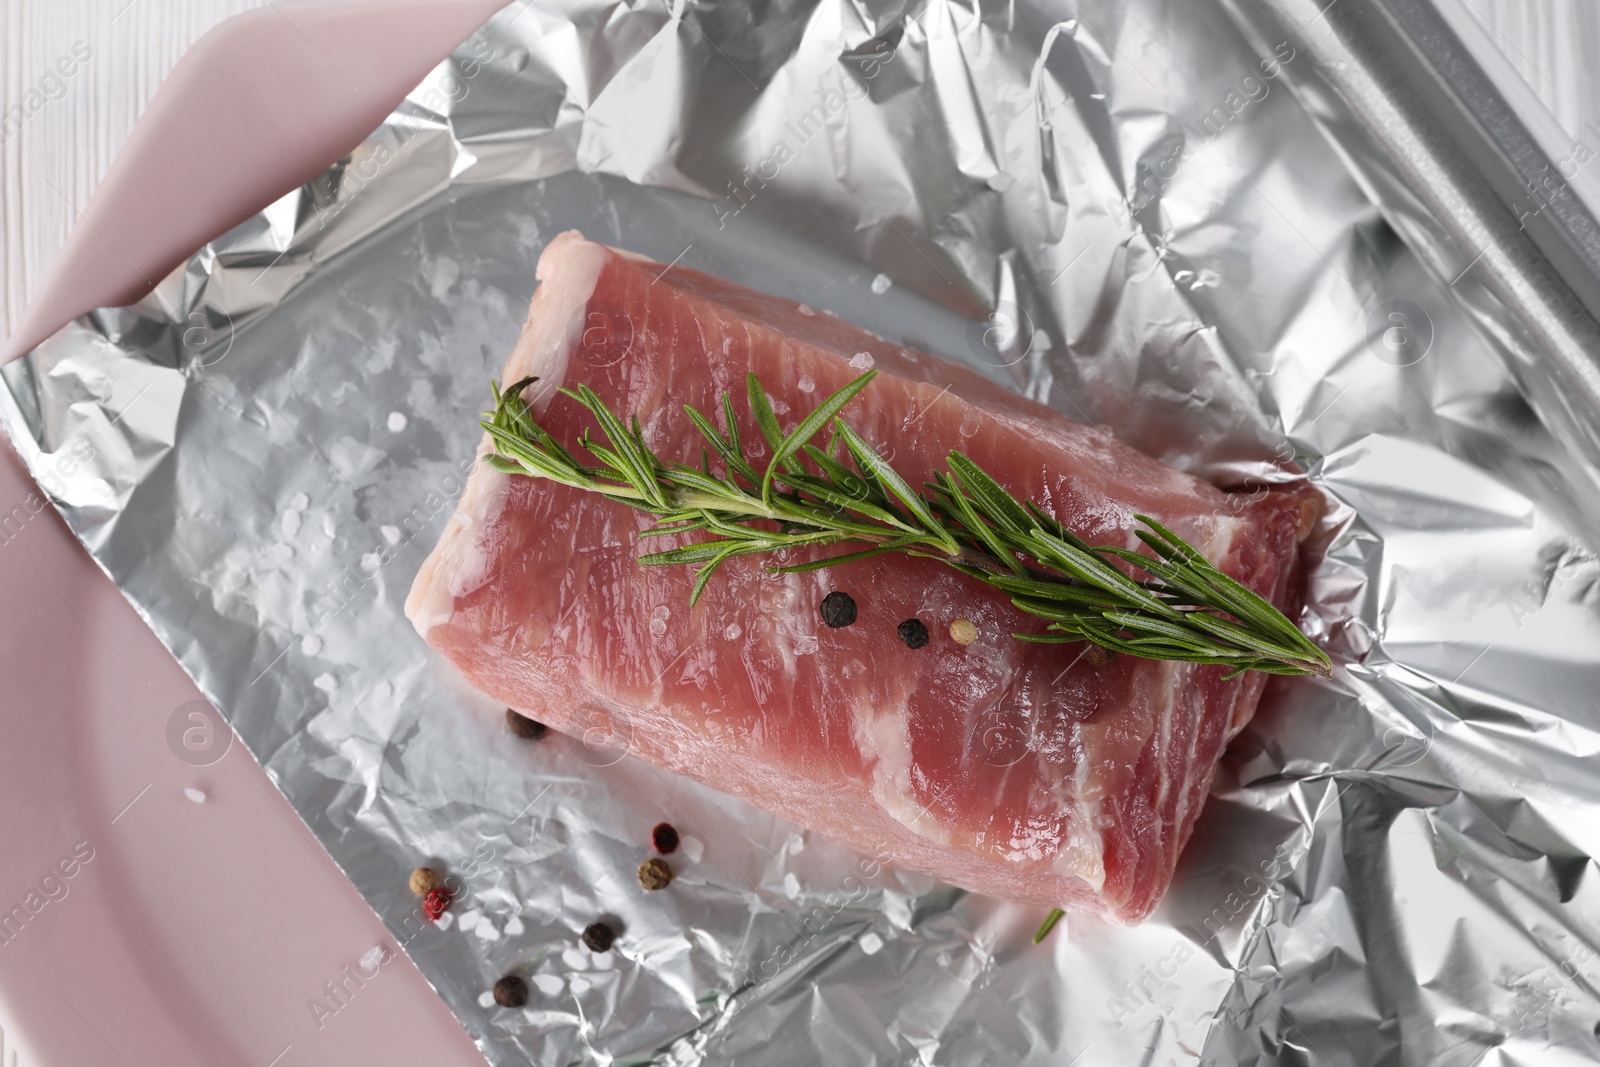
[0,0,267,338]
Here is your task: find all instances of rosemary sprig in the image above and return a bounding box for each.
[478,370,1330,681]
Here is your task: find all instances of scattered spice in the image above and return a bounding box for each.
[409,866,440,895]
[949,618,979,645]
[493,975,529,1008]
[651,822,680,854]
[896,618,930,649]
[422,885,453,923]
[638,858,674,891]
[819,591,858,628]
[506,708,547,740]
[1082,644,1117,667]
[581,921,616,952]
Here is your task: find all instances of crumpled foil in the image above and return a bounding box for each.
[5,0,1600,1062]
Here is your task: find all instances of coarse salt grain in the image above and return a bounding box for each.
[387,411,408,432]
[184,788,206,804]
[681,836,705,863]
[723,623,743,640]
[478,991,496,1008]
[798,303,816,316]
[870,273,892,294]
[782,873,801,897]
[475,921,501,942]
[381,525,401,545]
[797,375,815,393]
[531,974,564,997]
[457,909,482,931]
[434,911,455,931]
[504,915,525,936]
[859,932,884,955]
[281,511,302,538]
[359,946,385,971]
[313,673,337,693]
[849,352,875,370]
[290,492,310,512]
[301,634,323,656]
[793,634,819,655]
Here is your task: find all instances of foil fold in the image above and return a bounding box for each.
[5,1,1600,1063]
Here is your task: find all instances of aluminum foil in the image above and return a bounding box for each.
[5,0,1600,1063]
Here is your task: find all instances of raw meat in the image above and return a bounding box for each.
[407,231,1314,921]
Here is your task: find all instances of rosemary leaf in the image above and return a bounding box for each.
[833,418,961,555]
[948,451,1034,537]
[684,404,760,486]
[1033,908,1066,943]
[761,370,877,505]
[746,375,802,494]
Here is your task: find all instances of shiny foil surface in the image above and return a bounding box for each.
[5,1,1600,1063]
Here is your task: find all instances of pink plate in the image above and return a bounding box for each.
[0,2,506,1063]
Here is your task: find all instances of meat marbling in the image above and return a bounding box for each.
[407,231,1313,921]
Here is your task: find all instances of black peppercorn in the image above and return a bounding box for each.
[581,921,616,952]
[493,975,529,1008]
[819,591,857,628]
[651,822,680,854]
[506,708,547,739]
[896,618,929,649]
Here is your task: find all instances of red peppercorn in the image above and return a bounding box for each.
[651,822,679,854]
[422,885,453,922]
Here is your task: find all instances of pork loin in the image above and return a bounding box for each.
[407,231,1312,921]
